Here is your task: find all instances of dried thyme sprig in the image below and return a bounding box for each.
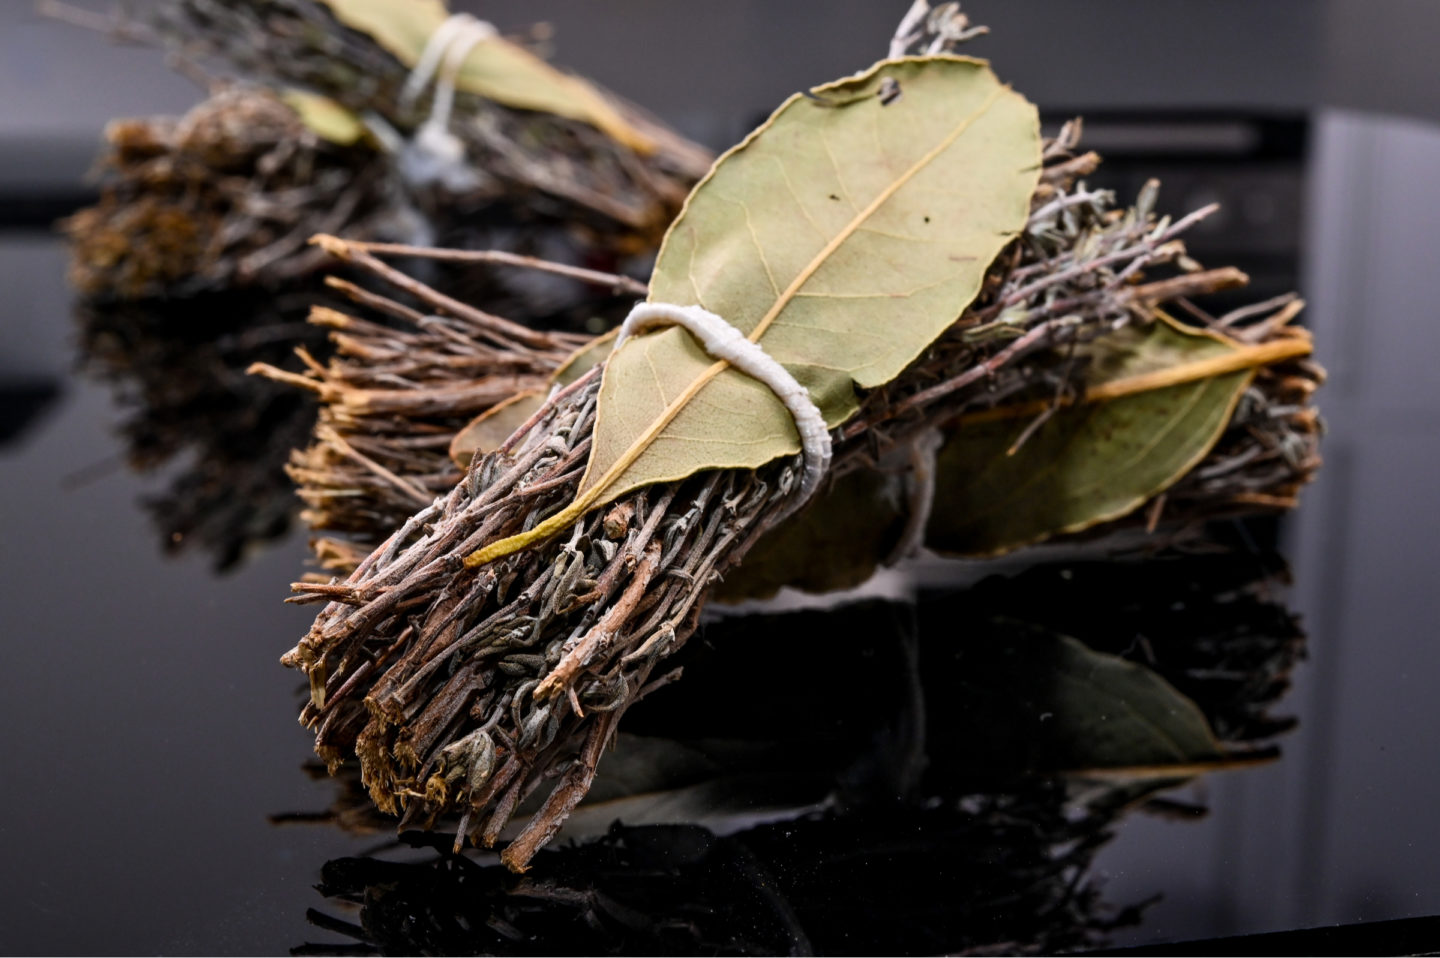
[281,124,1320,870]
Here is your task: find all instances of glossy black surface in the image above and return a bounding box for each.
[5,3,1440,954]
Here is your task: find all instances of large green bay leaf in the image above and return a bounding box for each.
[926,317,1255,558]
[584,57,1039,499]
[465,56,1040,567]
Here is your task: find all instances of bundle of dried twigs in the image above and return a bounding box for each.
[55,0,713,301]
[250,244,633,571]
[63,86,399,300]
[57,0,716,568]
[151,0,712,233]
[279,115,1322,869]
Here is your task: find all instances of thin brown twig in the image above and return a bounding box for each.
[327,240,651,297]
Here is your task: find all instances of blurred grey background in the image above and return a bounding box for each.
[4,0,1440,188]
[3,0,1440,950]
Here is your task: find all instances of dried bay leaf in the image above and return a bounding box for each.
[468,56,1041,566]
[713,467,907,602]
[550,327,617,388]
[589,57,1039,495]
[279,90,368,146]
[449,389,545,469]
[720,315,1312,598]
[316,0,653,152]
[925,316,1312,557]
[448,331,617,468]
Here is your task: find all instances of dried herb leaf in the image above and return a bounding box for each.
[279,89,367,145]
[449,389,544,468]
[468,56,1040,565]
[926,316,1309,557]
[713,467,907,602]
[316,0,653,152]
[550,328,617,387]
[449,331,617,468]
[720,316,1312,599]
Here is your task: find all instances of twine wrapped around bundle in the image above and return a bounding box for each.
[279,113,1323,870]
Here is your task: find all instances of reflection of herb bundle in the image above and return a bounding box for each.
[75,291,331,569]
[288,550,1304,954]
[299,800,1126,956]
[280,19,1323,870]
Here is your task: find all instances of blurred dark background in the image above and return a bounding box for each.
[3,1,1440,952]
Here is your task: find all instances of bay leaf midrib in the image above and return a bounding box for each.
[579,81,1014,496]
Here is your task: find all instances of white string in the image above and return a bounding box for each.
[399,13,496,113]
[396,13,497,191]
[615,303,833,512]
[430,17,496,134]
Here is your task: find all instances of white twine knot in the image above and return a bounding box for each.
[397,13,497,191]
[615,303,833,513]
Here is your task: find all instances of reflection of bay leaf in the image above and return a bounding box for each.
[936,621,1226,778]
[926,317,1310,557]
[468,56,1040,565]
[316,0,653,152]
[540,734,836,840]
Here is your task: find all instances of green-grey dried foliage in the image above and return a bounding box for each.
[926,316,1255,556]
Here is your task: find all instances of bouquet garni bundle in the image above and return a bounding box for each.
[279,8,1323,871]
[59,0,711,301]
